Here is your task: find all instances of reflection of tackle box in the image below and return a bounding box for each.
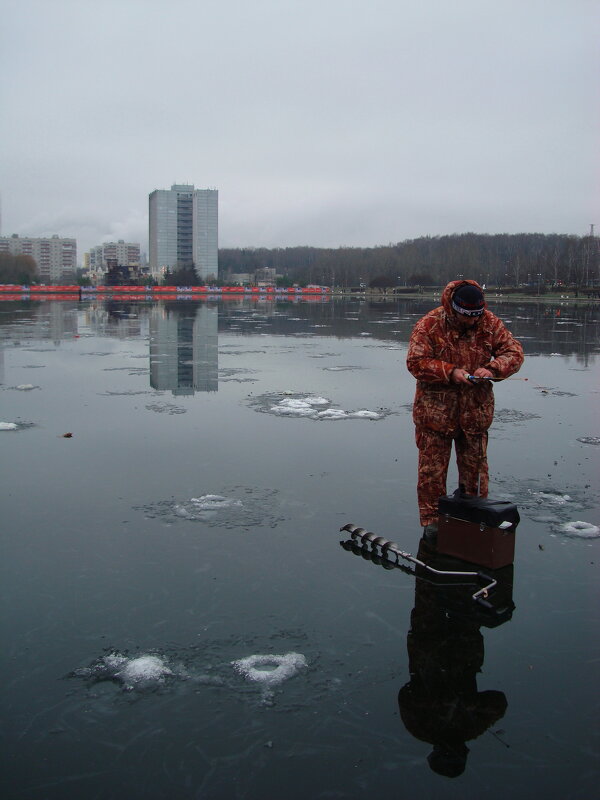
[437,490,519,569]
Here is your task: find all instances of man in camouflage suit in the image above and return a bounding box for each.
[407,280,524,537]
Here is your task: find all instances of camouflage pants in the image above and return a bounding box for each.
[415,427,489,527]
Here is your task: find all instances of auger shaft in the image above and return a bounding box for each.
[339,523,497,604]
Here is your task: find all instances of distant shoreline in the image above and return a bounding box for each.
[331,288,599,304]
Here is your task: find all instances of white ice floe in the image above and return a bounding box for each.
[231,652,307,691]
[559,521,600,538]
[79,652,174,690]
[118,655,173,685]
[16,384,36,391]
[270,398,321,416]
[577,436,600,445]
[265,394,384,421]
[189,495,243,510]
[174,494,243,520]
[533,491,572,504]
[0,422,18,431]
[351,410,382,419]
[316,408,349,420]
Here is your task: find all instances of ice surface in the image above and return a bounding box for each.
[231,652,308,690]
[559,521,600,538]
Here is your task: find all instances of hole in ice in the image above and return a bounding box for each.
[231,653,308,689]
[559,521,600,538]
[136,487,283,529]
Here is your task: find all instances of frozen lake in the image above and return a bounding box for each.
[1,296,599,799]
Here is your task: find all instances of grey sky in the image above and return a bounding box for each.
[1,0,597,260]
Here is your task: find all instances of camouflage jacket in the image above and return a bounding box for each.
[406,280,524,434]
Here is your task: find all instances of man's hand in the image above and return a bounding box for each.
[450,368,472,385]
[473,367,494,379]
[451,366,494,384]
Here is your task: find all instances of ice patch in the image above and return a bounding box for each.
[577,436,600,445]
[249,392,388,421]
[495,477,598,533]
[73,652,174,691]
[494,408,542,424]
[0,422,18,430]
[533,491,572,505]
[232,652,307,696]
[189,494,243,510]
[559,521,600,538]
[137,486,283,529]
[322,365,365,372]
[317,408,349,420]
[15,384,36,391]
[119,656,173,684]
[270,397,329,417]
[145,401,187,415]
[352,410,381,419]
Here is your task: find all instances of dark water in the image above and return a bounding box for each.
[1,296,598,800]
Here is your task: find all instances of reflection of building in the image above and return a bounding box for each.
[83,303,145,340]
[0,234,76,282]
[149,304,218,394]
[148,184,218,282]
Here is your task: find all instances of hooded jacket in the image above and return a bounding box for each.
[406,280,524,435]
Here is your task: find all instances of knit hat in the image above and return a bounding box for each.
[451,284,485,317]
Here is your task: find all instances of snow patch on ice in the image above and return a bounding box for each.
[74,652,175,691]
[533,491,572,505]
[190,495,243,510]
[250,392,388,421]
[0,422,18,430]
[559,521,600,538]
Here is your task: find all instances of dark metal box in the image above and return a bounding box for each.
[437,491,519,569]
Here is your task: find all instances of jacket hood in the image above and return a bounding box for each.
[441,279,487,320]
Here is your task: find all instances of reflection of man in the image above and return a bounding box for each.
[407,280,524,539]
[398,539,509,777]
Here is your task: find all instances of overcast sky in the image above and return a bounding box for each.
[1,0,597,260]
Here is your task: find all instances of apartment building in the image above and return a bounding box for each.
[0,233,77,282]
[149,184,218,282]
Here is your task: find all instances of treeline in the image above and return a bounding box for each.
[0,253,39,284]
[219,233,598,287]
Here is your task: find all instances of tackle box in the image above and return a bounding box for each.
[437,490,519,569]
